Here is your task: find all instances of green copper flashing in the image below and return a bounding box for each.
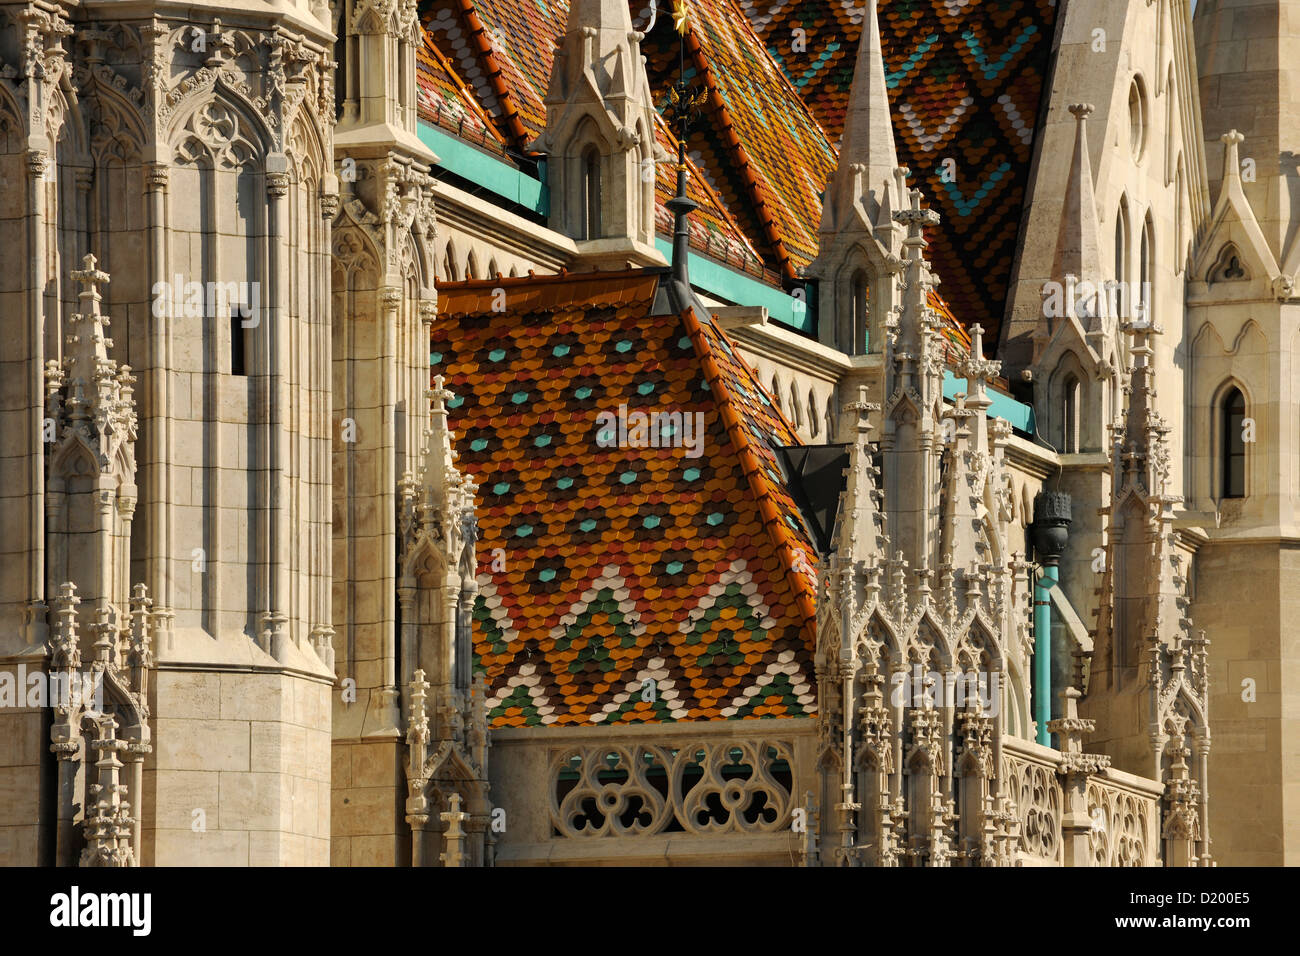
[1033,564,1056,746]
[419,121,548,215]
[944,371,1035,434]
[653,237,811,331]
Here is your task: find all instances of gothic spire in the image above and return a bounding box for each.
[820,0,900,232]
[1055,105,1104,320]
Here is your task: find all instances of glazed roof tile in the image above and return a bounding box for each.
[419,0,1046,339]
[434,271,819,727]
[422,0,772,278]
[640,0,838,278]
[737,0,1058,343]
[417,37,509,155]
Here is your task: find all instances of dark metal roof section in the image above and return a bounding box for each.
[774,443,851,555]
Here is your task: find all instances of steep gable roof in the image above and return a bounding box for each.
[433,270,819,727]
[740,0,1058,342]
[640,0,839,278]
[418,0,1023,335]
[420,0,773,279]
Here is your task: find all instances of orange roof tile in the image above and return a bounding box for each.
[433,270,819,726]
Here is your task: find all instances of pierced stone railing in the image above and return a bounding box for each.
[1085,769,1162,867]
[1001,735,1162,867]
[551,737,796,838]
[489,718,818,865]
[1001,738,1065,865]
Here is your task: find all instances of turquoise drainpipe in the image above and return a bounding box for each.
[1033,565,1056,746]
[1029,492,1072,747]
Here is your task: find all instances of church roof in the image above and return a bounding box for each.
[740,0,1057,341]
[419,0,776,280]
[639,0,839,278]
[432,270,820,727]
[416,33,509,157]
[418,0,1057,344]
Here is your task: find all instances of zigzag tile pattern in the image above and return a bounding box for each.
[433,272,819,726]
[736,0,1058,344]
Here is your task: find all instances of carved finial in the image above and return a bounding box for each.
[1221,129,1245,183]
[843,385,879,437]
[71,253,110,313]
[439,792,470,867]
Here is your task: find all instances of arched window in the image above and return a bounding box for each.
[1128,76,1147,161]
[581,147,602,240]
[1221,387,1246,498]
[1061,374,1080,453]
[850,269,869,354]
[808,389,819,438]
[1115,198,1130,318]
[442,241,458,281]
[1139,213,1154,325]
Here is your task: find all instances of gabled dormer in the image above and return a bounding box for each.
[1188,131,1287,303]
[530,0,667,268]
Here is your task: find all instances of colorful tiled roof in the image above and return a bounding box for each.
[652,119,775,282]
[420,0,771,279]
[421,0,545,151]
[419,0,1048,340]
[417,36,508,156]
[738,0,1058,345]
[432,270,819,727]
[640,0,838,279]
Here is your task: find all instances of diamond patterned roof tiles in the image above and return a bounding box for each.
[737,0,1058,342]
[433,271,819,727]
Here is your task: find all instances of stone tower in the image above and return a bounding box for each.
[1000,0,1209,748]
[1189,0,1300,866]
[0,0,337,864]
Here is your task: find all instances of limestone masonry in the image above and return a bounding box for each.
[0,0,1292,867]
